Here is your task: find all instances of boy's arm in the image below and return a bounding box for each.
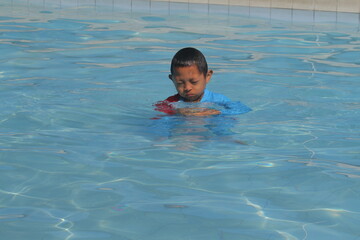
[220,101,252,115]
[177,101,251,116]
[176,107,221,116]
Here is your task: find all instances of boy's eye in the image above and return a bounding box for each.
[190,81,198,84]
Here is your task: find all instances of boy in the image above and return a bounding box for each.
[154,47,251,116]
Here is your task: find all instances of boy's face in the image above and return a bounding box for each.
[169,65,213,102]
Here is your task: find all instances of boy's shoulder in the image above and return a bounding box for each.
[164,94,180,102]
[201,89,230,103]
[153,94,180,115]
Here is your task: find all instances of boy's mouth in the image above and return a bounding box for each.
[184,94,202,102]
[185,94,197,99]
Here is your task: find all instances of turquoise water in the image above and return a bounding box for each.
[1,1,360,239]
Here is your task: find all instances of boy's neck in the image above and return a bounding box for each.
[181,89,207,103]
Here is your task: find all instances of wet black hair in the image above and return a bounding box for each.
[170,47,208,76]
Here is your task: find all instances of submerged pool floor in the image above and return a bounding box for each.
[0,1,360,239]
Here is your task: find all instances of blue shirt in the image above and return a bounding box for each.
[178,89,251,115]
[177,89,231,103]
[202,89,231,103]
[155,89,251,115]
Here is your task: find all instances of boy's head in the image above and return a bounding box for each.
[170,47,208,76]
[169,47,213,102]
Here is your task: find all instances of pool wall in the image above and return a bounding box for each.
[9,0,360,25]
[12,0,360,13]
[158,0,360,13]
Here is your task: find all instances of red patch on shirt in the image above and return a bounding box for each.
[154,94,180,115]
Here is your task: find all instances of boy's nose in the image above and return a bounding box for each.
[184,83,191,91]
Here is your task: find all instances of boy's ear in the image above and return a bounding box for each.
[168,74,173,80]
[206,70,213,83]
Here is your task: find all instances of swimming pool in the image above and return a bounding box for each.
[1,1,360,239]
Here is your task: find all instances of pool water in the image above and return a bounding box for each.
[1,1,360,239]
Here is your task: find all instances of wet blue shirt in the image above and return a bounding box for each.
[176,89,230,103]
[177,89,251,115]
